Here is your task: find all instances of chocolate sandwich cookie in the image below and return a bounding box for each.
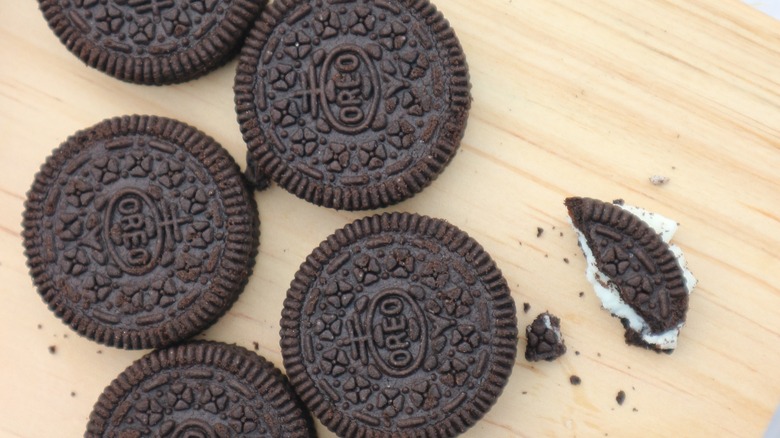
[86,341,316,437]
[235,0,470,210]
[280,213,517,437]
[525,312,566,362]
[23,115,258,349]
[38,0,266,85]
[565,197,695,352]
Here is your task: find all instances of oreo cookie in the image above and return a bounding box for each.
[280,213,517,437]
[235,0,471,210]
[86,341,316,437]
[38,0,266,85]
[23,115,258,349]
[564,197,697,352]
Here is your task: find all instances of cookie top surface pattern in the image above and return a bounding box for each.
[23,115,258,349]
[38,0,266,84]
[564,197,689,333]
[86,341,316,437]
[235,0,470,210]
[280,213,516,437]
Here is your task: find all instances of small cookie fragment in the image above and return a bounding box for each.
[570,375,581,385]
[564,197,697,352]
[23,115,259,349]
[525,312,566,362]
[235,0,471,209]
[86,342,315,437]
[649,175,670,185]
[281,213,517,437]
[616,390,626,405]
[38,0,267,84]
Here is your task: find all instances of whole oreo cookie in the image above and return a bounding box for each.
[235,0,471,210]
[23,115,258,349]
[38,0,266,85]
[86,341,316,437]
[280,213,517,437]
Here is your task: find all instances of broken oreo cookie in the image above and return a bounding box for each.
[38,0,266,84]
[280,213,517,437]
[23,115,258,349]
[525,312,566,362]
[565,197,697,352]
[86,341,315,437]
[235,0,471,209]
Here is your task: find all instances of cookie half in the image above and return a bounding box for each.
[565,197,696,352]
[235,0,470,209]
[23,115,259,349]
[38,0,266,84]
[280,213,516,437]
[86,341,315,437]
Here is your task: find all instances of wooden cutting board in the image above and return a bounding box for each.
[1,0,778,436]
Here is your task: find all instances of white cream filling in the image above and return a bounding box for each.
[571,203,697,350]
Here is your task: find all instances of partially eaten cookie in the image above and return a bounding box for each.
[564,197,697,352]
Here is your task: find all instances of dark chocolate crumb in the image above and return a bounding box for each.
[70,391,76,397]
[552,226,556,230]
[575,351,580,355]
[563,258,569,264]
[616,390,626,405]
[536,227,544,238]
[597,352,602,357]
[522,391,527,395]
[518,241,522,246]
[48,345,56,354]
[579,291,585,297]
[633,408,638,412]
[570,375,581,385]
[37,324,42,329]
[96,350,102,354]
[523,302,531,314]
[253,342,259,351]
[525,312,566,362]
[544,254,548,258]
[559,232,563,237]
[63,334,68,338]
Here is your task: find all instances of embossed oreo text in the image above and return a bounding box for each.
[321,45,380,134]
[368,289,427,377]
[105,188,162,275]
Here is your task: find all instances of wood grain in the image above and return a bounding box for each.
[1,0,779,437]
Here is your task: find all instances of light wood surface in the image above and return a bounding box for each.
[1,0,779,437]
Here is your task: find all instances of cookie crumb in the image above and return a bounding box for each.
[525,312,566,362]
[522,391,527,395]
[48,345,57,354]
[536,227,544,238]
[523,302,531,314]
[632,407,638,412]
[649,175,669,186]
[559,231,563,237]
[96,350,102,354]
[563,258,569,264]
[37,324,42,329]
[616,390,626,405]
[252,342,259,351]
[575,350,580,355]
[570,375,581,385]
[70,391,76,397]
[578,291,585,298]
